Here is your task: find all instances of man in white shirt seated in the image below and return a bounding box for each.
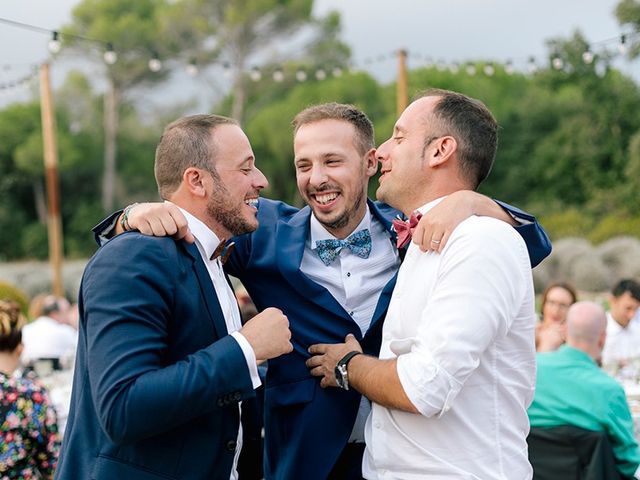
[22,295,78,370]
[307,89,536,479]
[602,279,640,367]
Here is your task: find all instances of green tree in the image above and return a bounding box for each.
[62,0,174,212]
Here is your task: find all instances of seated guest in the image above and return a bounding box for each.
[21,295,77,370]
[0,300,61,479]
[602,279,640,367]
[528,301,640,479]
[536,281,577,352]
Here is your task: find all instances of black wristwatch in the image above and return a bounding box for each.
[335,351,362,390]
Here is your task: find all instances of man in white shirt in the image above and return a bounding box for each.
[308,89,537,479]
[602,279,640,367]
[22,295,77,369]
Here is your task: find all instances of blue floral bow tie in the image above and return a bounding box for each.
[315,228,372,266]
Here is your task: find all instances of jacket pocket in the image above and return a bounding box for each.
[91,455,177,480]
[265,376,316,408]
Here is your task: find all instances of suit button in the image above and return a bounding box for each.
[233,392,241,401]
[226,440,237,451]
[217,398,225,407]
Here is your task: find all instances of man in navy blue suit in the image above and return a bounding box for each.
[97,103,551,479]
[56,114,293,480]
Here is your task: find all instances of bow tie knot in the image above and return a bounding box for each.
[315,228,372,266]
[210,239,235,264]
[392,212,422,249]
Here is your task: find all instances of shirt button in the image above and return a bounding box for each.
[374,421,382,429]
[347,272,351,277]
[349,311,354,316]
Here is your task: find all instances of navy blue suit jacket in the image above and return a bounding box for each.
[56,232,255,480]
[223,198,551,480]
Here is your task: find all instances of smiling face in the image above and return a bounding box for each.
[376,96,442,214]
[206,124,268,237]
[542,286,575,326]
[294,119,377,239]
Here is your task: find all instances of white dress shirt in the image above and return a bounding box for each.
[21,316,78,365]
[363,197,536,480]
[602,312,640,366]
[179,208,260,480]
[301,206,400,442]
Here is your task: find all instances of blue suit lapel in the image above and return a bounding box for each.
[367,200,403,333]
[183,241,229,339]
[275,206,351,321]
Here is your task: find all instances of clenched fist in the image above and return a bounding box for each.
[240,307,293,362]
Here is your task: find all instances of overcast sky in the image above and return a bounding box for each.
[1,0,637,107]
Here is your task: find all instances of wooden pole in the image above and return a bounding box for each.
[396,49,409,117]
[39,63,64,297]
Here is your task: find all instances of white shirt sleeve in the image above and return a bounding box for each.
[396,219,530,417]
[230,331,262,389]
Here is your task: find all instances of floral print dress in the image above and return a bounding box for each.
[0,371,60,479]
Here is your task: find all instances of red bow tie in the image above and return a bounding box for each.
[210,239,235,264]
[392,212,422,249]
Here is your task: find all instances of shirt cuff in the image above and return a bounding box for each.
[396,351,461,418]
[97,215,120,246]
[634,463,640,479]
[230,331,262,389]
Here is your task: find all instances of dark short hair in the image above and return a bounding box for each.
[154,114,238,199]
[292,103,374,156]
[541,281,578,311]
[0,300,25,352]
[416,88,498,189]
[612,279,640,301]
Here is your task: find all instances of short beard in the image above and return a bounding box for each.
[206,174,255,237]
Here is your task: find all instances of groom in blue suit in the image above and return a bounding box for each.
[98,104,551,479]
[56,115,293,480]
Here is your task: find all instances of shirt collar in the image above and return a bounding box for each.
[415,196,447,216]
[177,207,225,260]
[557,344,598,366]
[309,205,372,249]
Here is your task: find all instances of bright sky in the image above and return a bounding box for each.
[1,0,637,107]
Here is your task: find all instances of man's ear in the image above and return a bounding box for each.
[428,136,457,168]
[364,148,378,177]
[183,167,209,198]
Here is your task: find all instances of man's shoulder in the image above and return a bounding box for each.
[451,215,527,257]
[257,198,303,220]
[89,231,187,272]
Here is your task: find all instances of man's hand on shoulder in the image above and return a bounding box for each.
[412,190,516,253]
[118,202,194,243]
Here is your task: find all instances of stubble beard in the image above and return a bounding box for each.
[206,180,256,237]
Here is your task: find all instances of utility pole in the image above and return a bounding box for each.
[397,49,408,116]
[39,63,64,297]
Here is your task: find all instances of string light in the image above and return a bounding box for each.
[148,52,162,72]
[0,16,639,89]
[48,31,61,54]
[582,47,594,64]
[552,56,564,70]
[249,66,261,81]
[185,59,198,76]
[272,67,284,82]
[103,43,117,65]
[618,34,627,55]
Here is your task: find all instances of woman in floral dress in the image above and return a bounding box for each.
[0,300,60,479]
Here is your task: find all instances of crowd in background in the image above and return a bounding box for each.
[1,277,640,478]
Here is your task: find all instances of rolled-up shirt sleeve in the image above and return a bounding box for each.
[395,219,530,417]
